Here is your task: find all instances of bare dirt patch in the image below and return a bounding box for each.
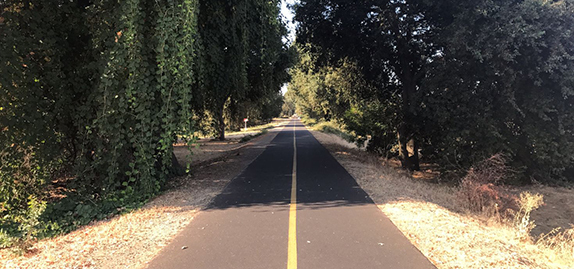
[311,130,574,269]
[174,118,289,166]
[1,129,281,269]
[524,186,574,236]
[174,138,246,167]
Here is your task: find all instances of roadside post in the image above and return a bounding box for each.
[244,118,248,131]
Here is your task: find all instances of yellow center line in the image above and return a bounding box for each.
[287,120,297,269]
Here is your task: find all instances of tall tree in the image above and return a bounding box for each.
[293,0,574,181]
[421,0,574,181]
[295,0,438,170]
[197,0,249,140]
[196,0,291,140]
[0,0,200,245]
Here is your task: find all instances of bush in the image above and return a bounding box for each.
[313,121,355,143]
[457,154,518,219]
[300,117,318,126]
[514,192,544,237]
[457,154,550,237]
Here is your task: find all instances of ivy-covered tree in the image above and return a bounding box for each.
[0,0,200,245]
[196,0,292,139]
[0,0,290,246]
[196,0,249,140]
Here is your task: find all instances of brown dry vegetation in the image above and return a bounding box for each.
[0,127,282,269]
[311,130,574,269]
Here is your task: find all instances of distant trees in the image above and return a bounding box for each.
[293,0,574,183]
[195,0,293,140]
[0,0,290,246]
[295,0,439,170]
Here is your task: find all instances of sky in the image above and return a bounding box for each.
[281,0,297,45]
[280,0,297,95]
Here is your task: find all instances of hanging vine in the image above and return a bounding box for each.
[0,0,200,246]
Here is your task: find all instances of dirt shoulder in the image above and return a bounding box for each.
[311,130,574,269]
[1,127,283,269]
[174,118,289,166]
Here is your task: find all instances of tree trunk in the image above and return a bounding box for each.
[411,137,420,171]
[170,152,185,176]
[398,126,412,170]
[397,47,421,171]
[217,105,225,141]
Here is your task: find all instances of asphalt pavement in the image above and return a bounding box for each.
[147,119,436,269]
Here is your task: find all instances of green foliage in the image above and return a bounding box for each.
[287,46,360,122]
[293,0,574,182]
[281,89,297,117]
[313,122,355,143]
[421,0,574,182]
[195,0,293,140]
[0,0,288,248]
[0,0,201,247]
[295,0,435,170]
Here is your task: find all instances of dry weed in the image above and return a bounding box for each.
[1,185,212,269]
[514,192,544,238]
[309,130,360,151]
[457,154,518,220]
[536,226,574,262]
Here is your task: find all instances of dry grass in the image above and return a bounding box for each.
[311,130,574,269]
[1,129,280,269]
[309,129,361,151]
[174,138,247,167]
[524,185,574,236]
[1,180,220,269]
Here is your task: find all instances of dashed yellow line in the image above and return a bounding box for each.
[287,121,297,269]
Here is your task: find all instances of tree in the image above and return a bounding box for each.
[196,0,291,140]
[421,0,574,182]
[0,0,201,245]
[196,0,249,140]
[295,0,438,170]
[293,0,574,182]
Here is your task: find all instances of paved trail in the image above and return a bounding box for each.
[148,120,435,269]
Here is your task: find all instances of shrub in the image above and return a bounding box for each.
[300,117,318,126]
[313,121,355,143]
[457,154,518,219]
[514,192,544,237]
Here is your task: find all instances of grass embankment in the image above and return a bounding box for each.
[227,120,281,137]
[239,129,268,143]
[189,119,285,141]
[301,118,357,143]
[311,129,574,269]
